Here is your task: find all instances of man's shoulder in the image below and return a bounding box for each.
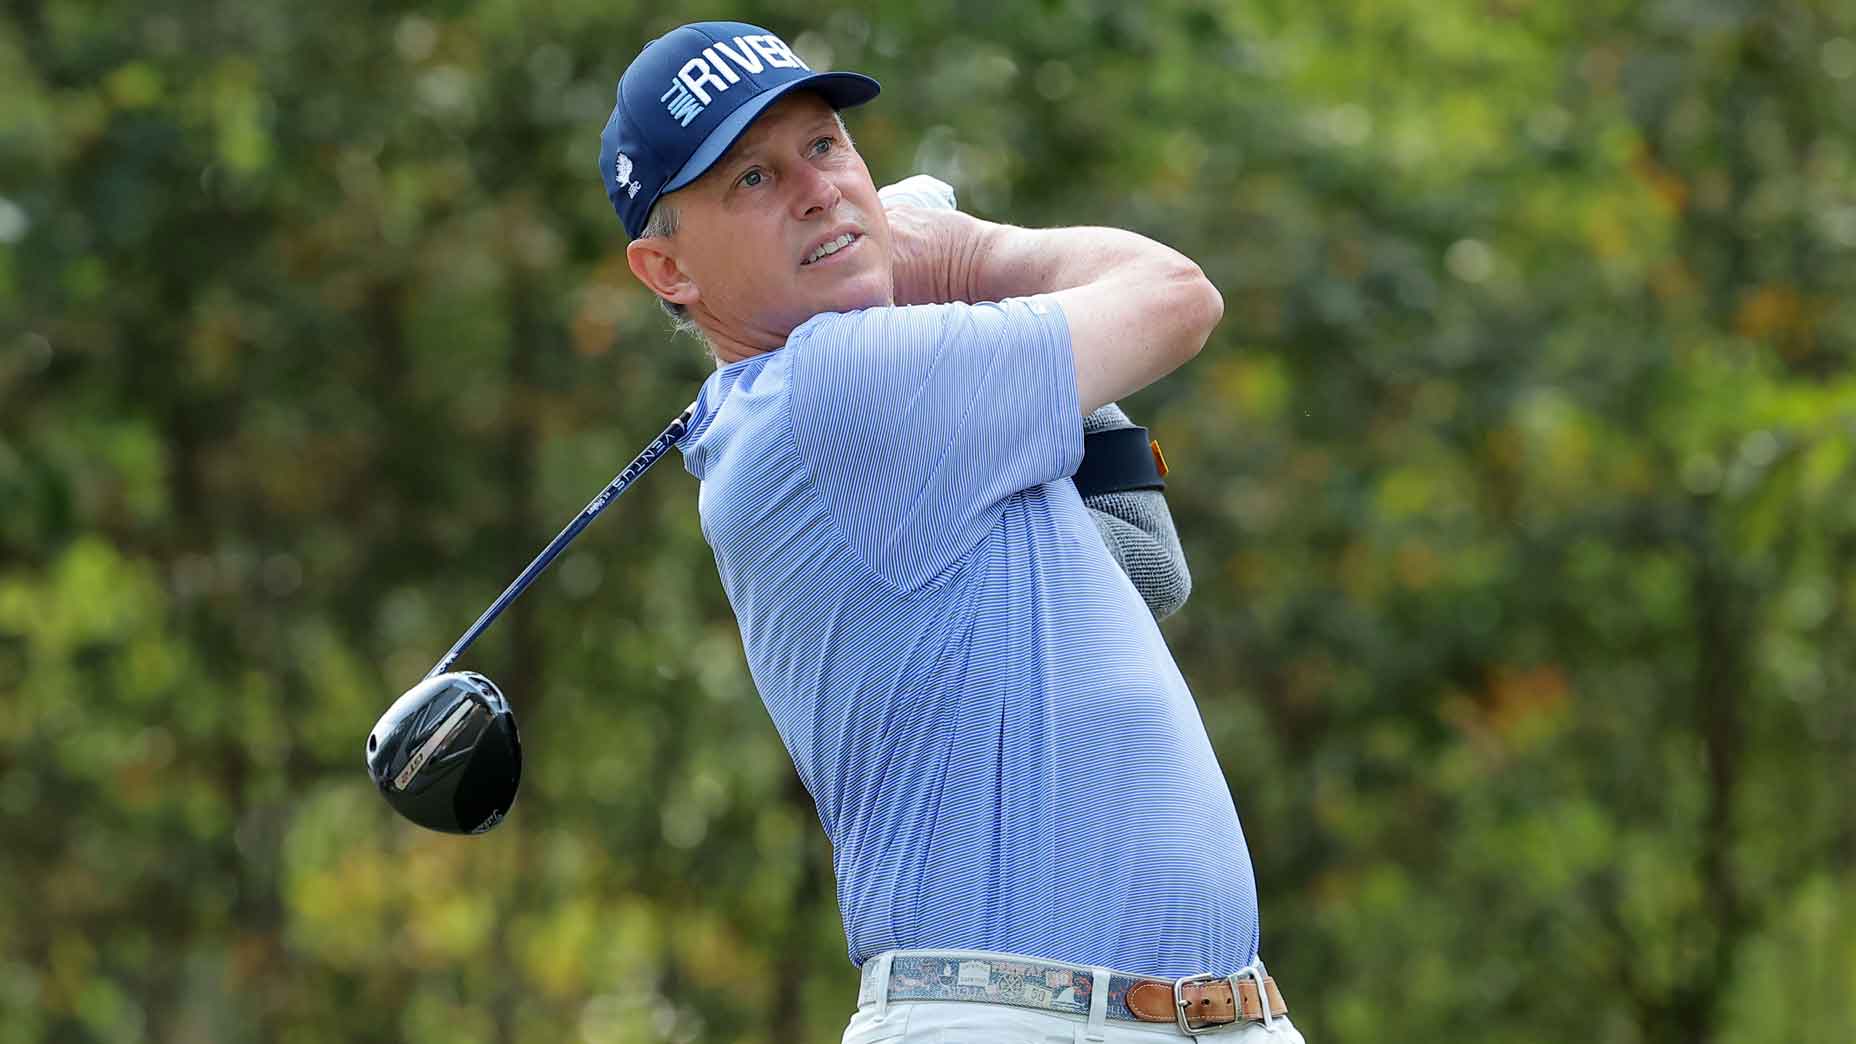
[681,351,799,481]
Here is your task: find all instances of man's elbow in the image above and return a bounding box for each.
[1167,261,1223,363]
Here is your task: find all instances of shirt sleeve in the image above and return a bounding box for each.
[786,295,1082,589]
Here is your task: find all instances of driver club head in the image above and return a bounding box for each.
[365,671,521,835]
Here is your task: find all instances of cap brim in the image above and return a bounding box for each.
[660,72,881,196]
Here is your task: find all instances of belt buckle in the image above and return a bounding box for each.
[1172,973,1236,1036]
[1230,965,1277,1032]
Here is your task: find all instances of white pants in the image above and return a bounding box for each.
[843,972,1308,1044]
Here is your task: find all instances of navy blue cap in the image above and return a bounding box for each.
[600,22,881,239]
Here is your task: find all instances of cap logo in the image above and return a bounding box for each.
[613,152,640,198]
[659,33,811,127]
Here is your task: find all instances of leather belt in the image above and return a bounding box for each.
[861,949,1289,1036]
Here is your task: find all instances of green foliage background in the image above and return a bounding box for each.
[3,0,1854,1041]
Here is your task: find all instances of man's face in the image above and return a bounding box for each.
[659,92,894,344]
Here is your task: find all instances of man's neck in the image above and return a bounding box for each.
[707,331,775,364]
[694,309,784,364]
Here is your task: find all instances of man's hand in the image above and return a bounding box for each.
[885,205,990,306]
[881,175,988,307]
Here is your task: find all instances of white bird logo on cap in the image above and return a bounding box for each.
[614,152,641,198]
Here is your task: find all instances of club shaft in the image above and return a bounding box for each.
[427,407,695,679]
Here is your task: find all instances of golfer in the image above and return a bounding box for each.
[602,21,1298,1043]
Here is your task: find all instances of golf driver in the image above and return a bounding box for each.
[365,405,694,834]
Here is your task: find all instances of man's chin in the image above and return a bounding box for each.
[840,269,897,311]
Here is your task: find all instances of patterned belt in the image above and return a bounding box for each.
[859,949,1289,1036]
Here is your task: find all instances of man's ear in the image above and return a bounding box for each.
[626,237,700,307]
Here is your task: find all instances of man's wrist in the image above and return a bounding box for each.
[950,217,1003,304]
[889,209,994,305]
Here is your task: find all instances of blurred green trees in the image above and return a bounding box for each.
[2,0,1853,1041]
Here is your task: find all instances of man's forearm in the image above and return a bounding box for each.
[881,177,1183,307]
[887,207,1220,412]
[894,212,1200,307]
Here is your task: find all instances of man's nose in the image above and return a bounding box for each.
[792,163,842,219]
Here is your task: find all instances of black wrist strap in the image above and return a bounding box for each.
[1073,426,1167,497]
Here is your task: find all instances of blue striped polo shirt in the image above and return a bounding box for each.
[678,296,1259,977]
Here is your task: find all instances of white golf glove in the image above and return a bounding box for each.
[877,174,957,213]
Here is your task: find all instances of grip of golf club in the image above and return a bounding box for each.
[426,404,697,679]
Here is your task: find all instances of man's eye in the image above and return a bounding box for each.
[738,169,764,188]
[811,137,834,155]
